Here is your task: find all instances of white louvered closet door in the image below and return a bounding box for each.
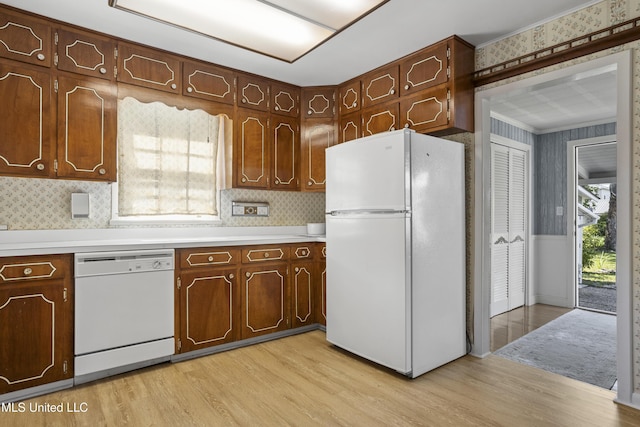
[490,143,527,317]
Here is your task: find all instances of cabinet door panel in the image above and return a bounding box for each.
[400,86,449,133]
[235,109,269,188]
[362,103,399,137]
[292,261,314,327]
[0,9,51,67]
[400,42,448,95]
[56,28,115,80]
[362,64,399,108]
[271,115,299,191]
[271,81,299,116]
[237,74,269,111]
[338,79,361,114]
[301,119,336,192]
[302,87,335,118]
[179,268,239,352]
[0,61,53,178]
[183,60,235,104]
[117,43,181,93]
[339,113,361,143]
[241,264,289,339]
[56,75,116,181]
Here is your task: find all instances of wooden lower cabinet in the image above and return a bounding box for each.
[175,242,325,354]
[0,254,73,395]
[177,267,240,353]
[316,244,327,326]
[240,263,290,339]
[291,260,314,328]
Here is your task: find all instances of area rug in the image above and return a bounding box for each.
[494,309,616,389]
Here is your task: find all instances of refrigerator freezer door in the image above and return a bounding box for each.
[325,130,409,212]
[325,212,411,374]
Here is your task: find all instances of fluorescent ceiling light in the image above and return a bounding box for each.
[110,0,388,62]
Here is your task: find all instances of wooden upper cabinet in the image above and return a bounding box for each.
[271,114,299,191]
[362,64,399,108]
[302,87,335,119]
[271,81,299,117]
[117,43,181,93]
[399,41,449,96]
[237,74,269,111]
[399,85,449,134]
[235,108,269,188]
[0,8,51,67]
[338,79,361,114]
[362,102,399,137]
[301,119,336,192]
[183,60,235,105]
[55,28,115,80]
[56,74,117,181]
[0,61,53,178]
[339,112,361,143]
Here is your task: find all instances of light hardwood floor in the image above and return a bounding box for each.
[490,303,572,352]
[4,324,640,426]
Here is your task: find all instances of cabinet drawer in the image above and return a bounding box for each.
[291,245,314,260]
[242,245,290,263]
[178,248,240,269]
[0,255,70,282]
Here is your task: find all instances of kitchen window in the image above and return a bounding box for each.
[111,97,231,225]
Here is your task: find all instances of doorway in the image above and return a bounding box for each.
[570,139,617,314]
[473,51,632,404]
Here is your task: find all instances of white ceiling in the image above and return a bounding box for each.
[4,0,600,86]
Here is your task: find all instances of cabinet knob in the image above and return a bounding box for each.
[23,267,33,276]
[37,53,45,61]
[275,179,280,185]
[36,163,45,171]
[171,83,177,90]
[242,98,247,104]
[99,67,107,75]
[187,87,193,93]
[307,110,312,115]
[98,168,106,175]
[390,127,396,131]
[307,181,313,186]
[275,106,280,111]
[208,256,214,262]
[241,177,247,183]
[390,89,395,95]
[301,250,307,256]
[404,123,410,128]
[352,101,357,107]
[229,273,235,279]
[295,267,299,272]
[404,84,410,90]
[264,252,270,258]
[246,272,251,278]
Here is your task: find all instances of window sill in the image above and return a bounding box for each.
[110,215,222,227]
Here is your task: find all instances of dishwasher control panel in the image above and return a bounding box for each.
[75,249,175,277]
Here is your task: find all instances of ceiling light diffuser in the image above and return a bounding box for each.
[109,0,388,62]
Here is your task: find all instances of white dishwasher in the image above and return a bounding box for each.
[74,249,175,381]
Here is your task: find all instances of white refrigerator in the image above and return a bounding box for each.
[325,129,466,378]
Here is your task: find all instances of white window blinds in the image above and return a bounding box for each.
[117,97,229,217]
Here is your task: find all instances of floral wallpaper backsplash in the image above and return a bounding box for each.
[0,176,325,230]
[475,0,640,396]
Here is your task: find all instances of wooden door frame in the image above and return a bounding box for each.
[472,51,633,407]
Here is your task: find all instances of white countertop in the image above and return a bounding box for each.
[0,226,325,257]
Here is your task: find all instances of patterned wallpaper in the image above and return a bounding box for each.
[0,177,325,230]
[475,0,640,397]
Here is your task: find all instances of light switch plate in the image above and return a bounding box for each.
[232,201,269,217]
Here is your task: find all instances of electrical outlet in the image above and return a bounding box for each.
[232,201,269,217]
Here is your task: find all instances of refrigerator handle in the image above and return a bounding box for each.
[328,209,411,216]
